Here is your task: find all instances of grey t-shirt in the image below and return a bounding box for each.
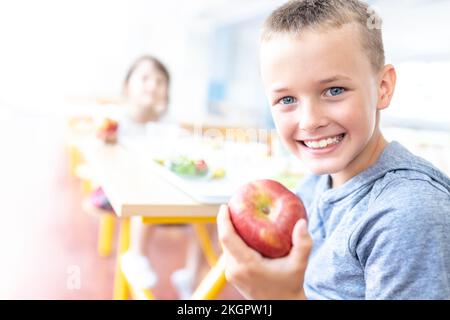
[296,141,450,300]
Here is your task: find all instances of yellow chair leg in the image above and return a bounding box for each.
[113,217,131,300]
[98,213,115,257]
[191,255,227,300]
[193,223,218,267]
[131,287,156,300]
[80,179,93,197]
[68,144,81,178]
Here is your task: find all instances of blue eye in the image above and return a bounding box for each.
[279,96,296,105]
[326,87,345,97]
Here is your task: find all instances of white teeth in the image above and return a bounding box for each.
[304,134,344,149]
[309,141,320,148]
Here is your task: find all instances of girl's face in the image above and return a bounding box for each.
[125,60,168,119]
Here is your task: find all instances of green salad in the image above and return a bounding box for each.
[167,156,209,178]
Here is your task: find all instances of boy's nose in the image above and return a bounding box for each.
[297,102,328,132]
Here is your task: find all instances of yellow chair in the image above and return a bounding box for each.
[113,216,225,300]
[68,145,116,258]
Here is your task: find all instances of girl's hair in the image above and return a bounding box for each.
[123,55,170,89]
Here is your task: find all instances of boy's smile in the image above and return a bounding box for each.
[299,133,346,154]
[261,23,395,187]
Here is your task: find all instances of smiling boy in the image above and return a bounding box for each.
[217,0,450,299]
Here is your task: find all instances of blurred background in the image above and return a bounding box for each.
[0,0,449,299]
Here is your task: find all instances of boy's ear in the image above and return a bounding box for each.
[377,64,397,110]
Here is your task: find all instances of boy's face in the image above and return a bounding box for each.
[261,24,383,176]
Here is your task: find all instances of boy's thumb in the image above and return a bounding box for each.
[291,219,312,256]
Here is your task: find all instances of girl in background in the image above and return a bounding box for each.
[87,55,203,298]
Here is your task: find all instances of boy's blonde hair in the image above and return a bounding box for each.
[262,0,385,72]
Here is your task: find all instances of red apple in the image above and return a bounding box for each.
[97,118,118,133]
[228,179,307,258]
[95,118,119,143]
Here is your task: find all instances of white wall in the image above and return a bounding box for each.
[375,0,450,62]
[0,0,281,120]
[372,0,450,127]
[0,0,202,117]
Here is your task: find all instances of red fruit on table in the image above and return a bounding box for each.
[97,118,118,132]
[96,118,119,144]
[228,179,307,258]
[195,159,208,173]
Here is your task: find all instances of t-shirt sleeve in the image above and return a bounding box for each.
[352,178,450,300]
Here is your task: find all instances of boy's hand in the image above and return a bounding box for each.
[217,204,312,300]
